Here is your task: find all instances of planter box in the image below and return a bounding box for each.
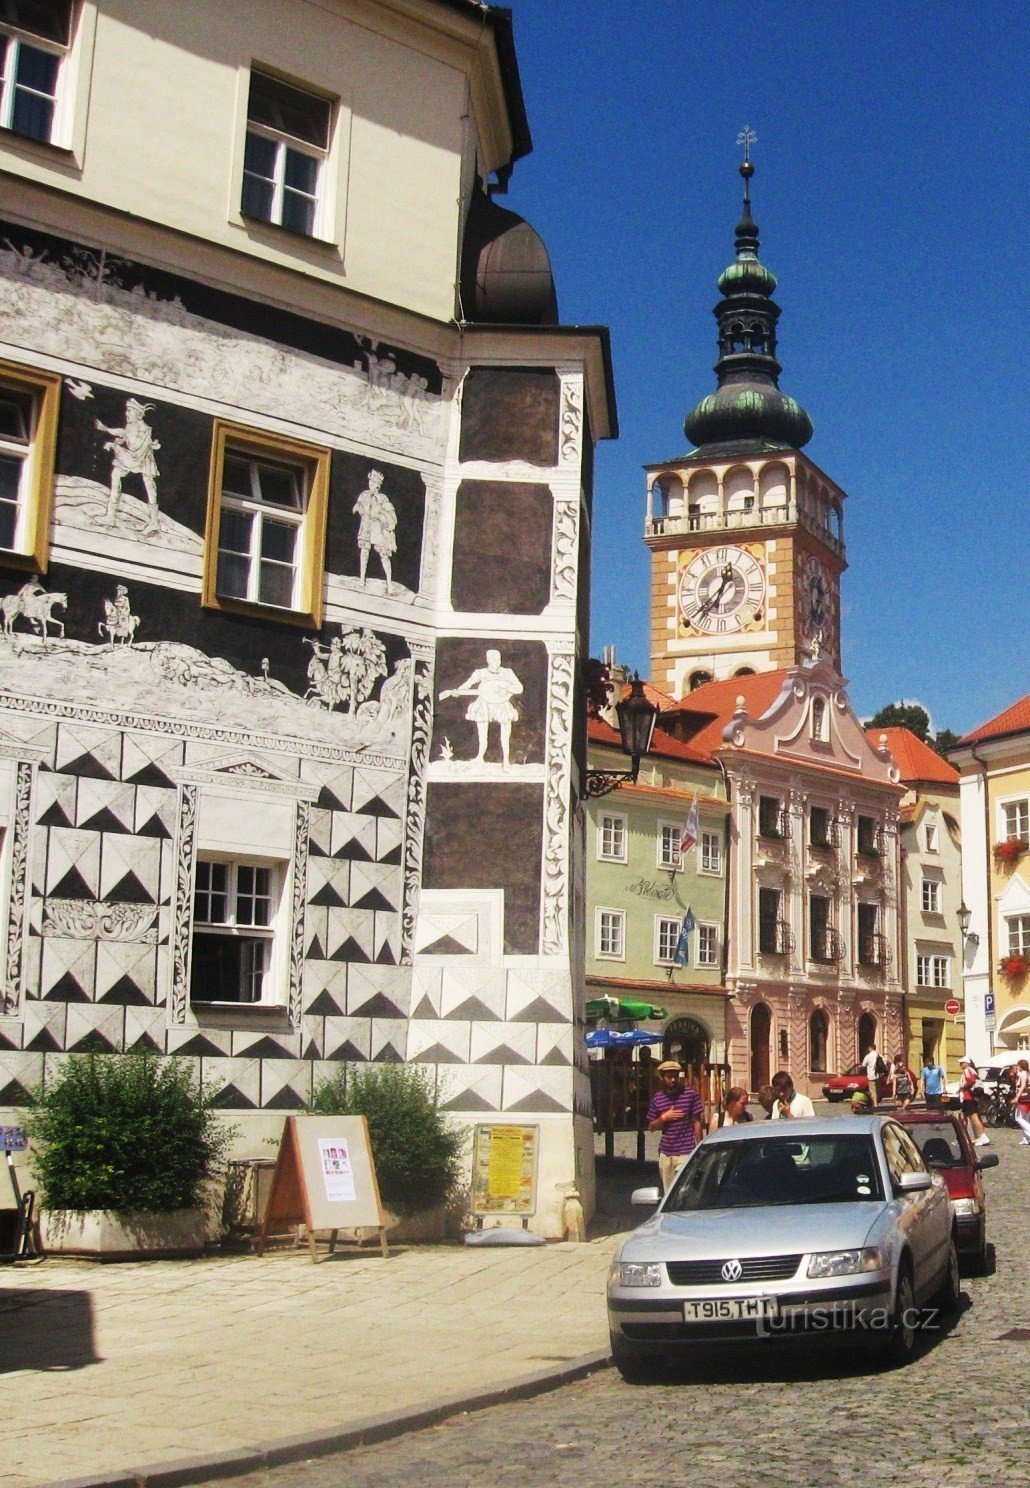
[41,1208,207,1261]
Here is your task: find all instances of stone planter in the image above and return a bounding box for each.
[41,1208,207,1261]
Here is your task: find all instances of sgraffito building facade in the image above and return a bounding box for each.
[0,0,614,1231]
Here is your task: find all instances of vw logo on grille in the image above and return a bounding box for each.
[721,1258,743,1282]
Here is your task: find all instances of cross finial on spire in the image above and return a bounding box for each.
[736,126,757,206]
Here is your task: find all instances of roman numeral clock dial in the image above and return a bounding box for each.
[678,546,765,634]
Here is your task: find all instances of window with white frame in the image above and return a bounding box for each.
[242,70,331,237]
[1002,798,1029,844]
[657,822,680,871]
[191,858,283,1004]
[921,875,942,914]
[596,908,625,960]
[916,953,950,989]
[697,922,719,967]
[924,821,939,853]
[0,1,74,146]
[654,915,680,964]
[0,361,60,567]
[597,813,627,862]
[1008,914,1030,957]
[700,830,722,874]
[203,422,330,625]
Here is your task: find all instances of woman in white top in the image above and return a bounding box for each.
[709,1086,751,1132]
[1013,1059,1030,1147]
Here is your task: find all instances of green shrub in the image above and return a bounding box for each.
[310,1063,464,1215]
[29,1052,231,1214]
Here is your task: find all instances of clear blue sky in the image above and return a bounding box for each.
[500,0,1028,737]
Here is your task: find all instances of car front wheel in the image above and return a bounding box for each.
[610,1332,661,1384]
[935,1235,961,1314]
[884,1262,918,1366]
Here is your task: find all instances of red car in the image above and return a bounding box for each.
[821,1063,892,1102]
[894,1109,998,1274]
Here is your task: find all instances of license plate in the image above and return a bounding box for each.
[683,1297,780,1321]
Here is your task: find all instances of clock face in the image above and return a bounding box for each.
[678,546,765,634]
[801,556,833,638]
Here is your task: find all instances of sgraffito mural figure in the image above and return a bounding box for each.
[439,649,523,771]
[95,398,161,533]
[353,469,398,595]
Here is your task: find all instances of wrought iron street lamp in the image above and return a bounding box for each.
[957,901,978,945]
[583,674,659,799]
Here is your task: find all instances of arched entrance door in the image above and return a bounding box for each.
[749,1003,771,1091]
[664,1017,710,1071]
[857,1011,877,1059]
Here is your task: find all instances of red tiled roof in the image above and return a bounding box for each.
[958,693,1030,745]
[866,727,959,785]
[614,679,678,712]
[664,671,790,754]
[588,716,714,766]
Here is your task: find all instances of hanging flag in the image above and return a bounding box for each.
[673,907,696,966]
[679,794,699,856]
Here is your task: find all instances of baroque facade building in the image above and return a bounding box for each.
[950,693,1030,1061]
[0,0,613,1233]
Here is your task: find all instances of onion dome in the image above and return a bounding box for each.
[459,180,558,326]
[684,149,812,454]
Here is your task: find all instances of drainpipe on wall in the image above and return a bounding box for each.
[714,756,732,1066]
[970,742,995,1052]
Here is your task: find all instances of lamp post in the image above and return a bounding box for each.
[958,901,977,945]
[583,674,659,799]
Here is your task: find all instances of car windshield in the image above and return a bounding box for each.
[905,1122,964,1167]
[664,1134,885,1211]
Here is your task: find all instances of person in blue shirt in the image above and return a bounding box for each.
[920,1058,947,1108]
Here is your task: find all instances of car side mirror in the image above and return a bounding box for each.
[631,1186,662,1206]
[896,1170,932,1193]
[976,1152,1000,1170]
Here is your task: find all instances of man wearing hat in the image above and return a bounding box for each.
[647,1061,704,1192]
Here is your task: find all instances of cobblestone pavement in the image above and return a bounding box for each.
[231,1126,1030,1488]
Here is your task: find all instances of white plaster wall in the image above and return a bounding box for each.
[0,0,481,323]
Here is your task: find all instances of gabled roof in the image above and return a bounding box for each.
[867,727,959,786]
[957,693,1030,746]
[664,670,790,754]
[587,716,714,767]
[613,679,678,712]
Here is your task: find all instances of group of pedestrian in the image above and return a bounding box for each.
[646,1048,1030,1193]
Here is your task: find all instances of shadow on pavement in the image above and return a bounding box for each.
[591,1156,656,1238]
[0,1288,99,1372]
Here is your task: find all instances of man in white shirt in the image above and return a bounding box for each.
[770,1071,816,1119]
[861,1045,884,1106]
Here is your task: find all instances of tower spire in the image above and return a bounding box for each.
[683,132,813,454]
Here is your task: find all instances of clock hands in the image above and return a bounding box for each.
[689,564,735,623]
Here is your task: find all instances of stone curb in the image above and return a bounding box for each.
[39,1349,613,1488]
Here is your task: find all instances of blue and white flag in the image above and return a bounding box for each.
[673,907,696,966]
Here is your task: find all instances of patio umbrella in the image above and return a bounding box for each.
[586,1027,665,1049]
[586,996,668,1021]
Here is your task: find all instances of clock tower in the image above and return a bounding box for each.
[645,141,847,696]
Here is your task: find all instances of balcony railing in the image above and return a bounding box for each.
[759,918,795,957]
[811,926,845,964]
[645,501,845,559]
[858,932,891,971]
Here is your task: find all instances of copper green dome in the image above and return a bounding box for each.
[685,156,812,454]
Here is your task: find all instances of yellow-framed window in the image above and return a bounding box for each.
[0,359,60,573]
[202,420,329,628]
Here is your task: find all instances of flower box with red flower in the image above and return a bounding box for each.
[993,838,1027,866]
[999,954,1029,979]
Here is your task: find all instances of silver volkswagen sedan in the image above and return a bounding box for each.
[608,1116,959,1379]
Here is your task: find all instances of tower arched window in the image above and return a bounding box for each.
[729,322,746,354]
[688,670,713,691]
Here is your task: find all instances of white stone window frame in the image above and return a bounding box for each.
[696,921,719,967]
[700,830,722,876]
[0,0,88,152]
[596,906,625,961]
[191,855,287,1008]
[654,913,680,965]
[1007,913,1030,958]
[915,951,950,990]
[999,795,1030,845]
[924,820,939,853]
[597,812,627,864]
[657,819,681,872]
[921,872,943,915]
[233,65,340,245]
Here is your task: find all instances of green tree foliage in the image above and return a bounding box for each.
[310,1063,464,1215]
[866,702,956,759]
[29,1052,231,1213]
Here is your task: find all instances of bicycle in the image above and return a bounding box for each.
[983,1088,1017,1128]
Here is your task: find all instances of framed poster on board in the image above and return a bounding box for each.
[471,1124,539,1217]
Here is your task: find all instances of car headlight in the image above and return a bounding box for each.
[951,1198,978,1217]
[807,1247,885,1278]
[613,1261,663,1287]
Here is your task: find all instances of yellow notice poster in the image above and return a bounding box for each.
[472,1124,538,1215]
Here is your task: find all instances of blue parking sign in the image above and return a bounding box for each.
[984,991,995,1016]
